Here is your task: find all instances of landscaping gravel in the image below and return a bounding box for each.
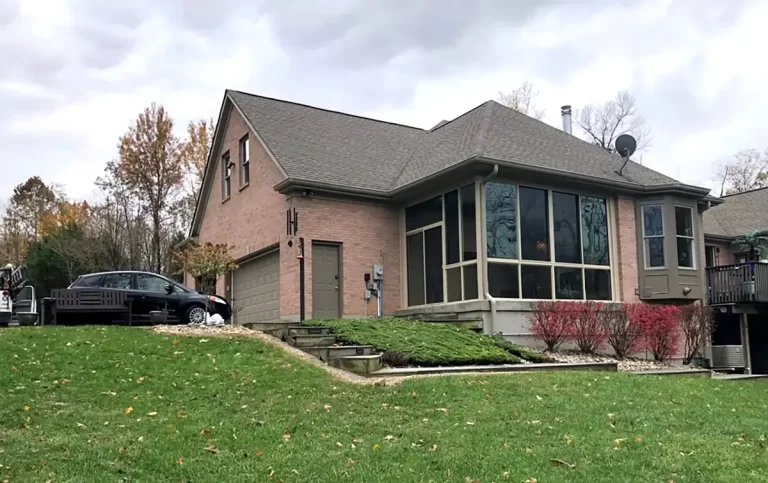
[550,350,705,372]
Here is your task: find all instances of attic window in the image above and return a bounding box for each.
[222,151,231,199]
[240,135,250,186]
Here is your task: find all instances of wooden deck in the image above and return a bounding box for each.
[707,263,768,305]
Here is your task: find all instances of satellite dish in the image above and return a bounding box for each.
[615,134,637,158]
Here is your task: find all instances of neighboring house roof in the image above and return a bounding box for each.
[190,89,712,236]
[704,187,768,238]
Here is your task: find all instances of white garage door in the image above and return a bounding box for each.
[232,251,280,324]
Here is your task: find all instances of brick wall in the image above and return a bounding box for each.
[615,197,640,302]
[196,105,401,320]
[283,196,401,319]
[197,107,287,297]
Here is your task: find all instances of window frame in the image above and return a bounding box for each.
[704,245,719,268]
[222,151,232,200]
[674,205,696,270]
[484,181,614,301]
[442,184,479,303]
[641,204,666,270]
[239,135,250,188]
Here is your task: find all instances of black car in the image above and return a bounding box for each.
[68,271,230,324]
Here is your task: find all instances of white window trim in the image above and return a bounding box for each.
[674,205,696,270]
[483,181,615,301]
[641,204,665,270]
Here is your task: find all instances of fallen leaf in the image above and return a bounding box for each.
[175,457,183,464]
[147,411,158,417]
[200,428,212,436]
[255,448,263,457]
[346,459,356,467]
[282,431,292,441]
[118,447,127,454]
[634,437,643,444]
[205,444,219,453]
[136,377,144,384]
[101,391,117,396]
[199,339,209,343]
[11,366,17,372]
[23,405,30,411]
[525,478,538,483]
[336,442,343,447]
[536,395,543,400]
[502,471,510,479]
[352,438,363,444]
[176,411,187,419]
[76,422,86,428]
[372,444,380,451]
[138,436,144,442]
[465,477,479,483]
[430,444,438,452]
[614,438,626,446]
[124,407,133,415]
[172,339,180,345]
[436,408,449,413]
[60,379,70,385]
[324,404,332,411]
[383,435,394,441]
[466,421,475,426]
[566,438,573,445]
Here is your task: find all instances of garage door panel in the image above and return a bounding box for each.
[233,251,280,324]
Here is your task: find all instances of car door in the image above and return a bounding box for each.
[99,272,134,321]
[135,273,181,318]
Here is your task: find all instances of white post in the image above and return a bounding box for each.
[740,313,752,374]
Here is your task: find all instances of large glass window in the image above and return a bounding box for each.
[675,206,695,268]
[405,186,477,307]
[486,182,612,301]
[642,205,665,268]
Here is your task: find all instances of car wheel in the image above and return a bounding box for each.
[185,305,207,325]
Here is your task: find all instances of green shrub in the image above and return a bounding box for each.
[305,318,522,367]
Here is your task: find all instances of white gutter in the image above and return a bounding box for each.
[480,164,499,334]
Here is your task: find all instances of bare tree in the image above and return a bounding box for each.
[576,91,652,153]
[497,81,546,120]
[176,118,215,232]
[678,304,715,365]
[715,148,768,196]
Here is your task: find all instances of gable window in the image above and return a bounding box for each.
[222,152,231,199]
[485,182,612,301]
[239,135,250,186]
[675,206,695,268]
[642,205,664,268]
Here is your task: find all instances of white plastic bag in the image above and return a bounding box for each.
[209,313,225,326]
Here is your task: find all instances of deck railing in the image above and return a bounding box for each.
[707,262,768,304]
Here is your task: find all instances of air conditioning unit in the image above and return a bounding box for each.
[710,345,745,369]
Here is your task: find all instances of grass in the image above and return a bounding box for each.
[305,318,554,366]
[1,326,767,482]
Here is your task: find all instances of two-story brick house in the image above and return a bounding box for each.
[189,90,713,348]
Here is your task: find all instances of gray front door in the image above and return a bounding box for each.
[312,243,340,319]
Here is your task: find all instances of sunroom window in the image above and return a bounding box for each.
[405,185,479,307]
[485,182,612,301]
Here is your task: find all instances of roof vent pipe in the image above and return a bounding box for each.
[561,105,572,135]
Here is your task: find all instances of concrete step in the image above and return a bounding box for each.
[713,374,768,381]
[285,334,338,348]
[283,326,332,337]
[329,354,382,375]
[305,345,375,362]
[242,322,294,333]
[368,361,618,378]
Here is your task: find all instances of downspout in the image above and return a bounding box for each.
[481,164,499,334]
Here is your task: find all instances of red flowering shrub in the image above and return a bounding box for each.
[528,301,573,351]
[629,303,681,362]
[569,301,606,354]
[600,304,643,359]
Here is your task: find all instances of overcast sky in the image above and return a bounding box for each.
[1,0,766,203]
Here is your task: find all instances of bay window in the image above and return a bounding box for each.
[642,205,664,268]
[675,206,695,268]
[485,182,612,301]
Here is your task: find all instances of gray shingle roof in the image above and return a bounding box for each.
[704,187,768,237]
[228,90,699,194]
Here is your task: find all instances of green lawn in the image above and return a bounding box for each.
[1,327,767,482]
[304,317,554,366]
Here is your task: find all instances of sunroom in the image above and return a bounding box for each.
[397,175,618,339]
